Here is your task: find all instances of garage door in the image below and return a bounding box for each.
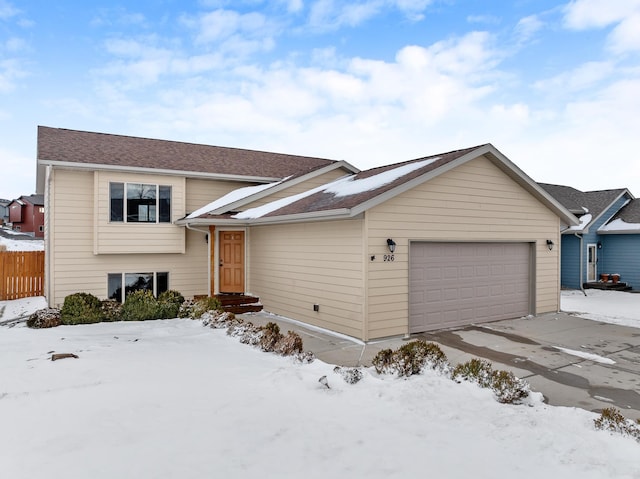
[409,242,531,333]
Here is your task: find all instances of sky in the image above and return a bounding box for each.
[2,0,640,200]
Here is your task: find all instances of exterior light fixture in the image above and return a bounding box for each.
[546,239,554,251]
[597,241,602,249]
[387,238,396,253]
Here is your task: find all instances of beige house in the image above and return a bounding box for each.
[37,126,577,341]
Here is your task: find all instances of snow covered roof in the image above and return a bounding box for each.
[539,183,631,233]
[599,198,640,234]
[182,144,578,226]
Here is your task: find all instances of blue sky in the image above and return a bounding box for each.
[2,0,640,200]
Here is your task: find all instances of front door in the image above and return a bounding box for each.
[587,244,597,282]
[219,231,245,293]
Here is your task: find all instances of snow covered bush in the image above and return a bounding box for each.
[61,292,104,325]
[26,308,61,328]
[201,310,238,328]
[227,321,263,346]
[260,322,282,352]
[181,296,222,319]
[372,340,449,377]
[334,366,364,384]
[594,408,640,442]
[489,370,530,404]
[275,331,303,356]
[452,358,493,388]
[453,358,530,404]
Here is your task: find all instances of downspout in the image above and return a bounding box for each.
[574,233,587,296]
[44,165,52,306]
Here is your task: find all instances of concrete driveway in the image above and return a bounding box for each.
[246,310,640,420]
[420,312,640,420]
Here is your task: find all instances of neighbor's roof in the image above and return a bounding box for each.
[183,144,578,226]
[598,199,640,234]
[538,183,631,233]
[37,126,340,181]
[10,194,44,206]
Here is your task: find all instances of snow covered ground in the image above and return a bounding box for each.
[561,289,640,328]
[0,293,639,478]
[0,228,44,251]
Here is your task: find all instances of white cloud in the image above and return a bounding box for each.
[533,61,614,93]
[563,0,640,29]
[308,0,431,30]
[607,12,640,53]
[0,1,19,20]
[514,14,544,44]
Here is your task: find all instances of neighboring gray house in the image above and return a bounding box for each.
[539,183,639,290]
[0,198,10,225]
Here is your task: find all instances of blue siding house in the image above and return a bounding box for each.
[539,184,638,290]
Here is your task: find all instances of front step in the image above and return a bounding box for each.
[215,294,263,314]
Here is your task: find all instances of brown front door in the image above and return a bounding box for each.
[219,231,245,293]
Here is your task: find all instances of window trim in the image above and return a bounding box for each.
[107,271,170,303]
[109,181,172,224]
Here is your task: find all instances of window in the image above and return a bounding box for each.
[109,182,172,223]
[107,272,169,302]
[38,207,45,213]
[39,225,44,232]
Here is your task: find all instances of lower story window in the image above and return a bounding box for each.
[108,272,169,303]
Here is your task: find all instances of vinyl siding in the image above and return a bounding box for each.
[575,195,631,284]
[94,171,185,254]
[46,169,250,306]
[598,234,640,288]
[365,155,560,339]
[247,220,365,339]
[560,234,581,289]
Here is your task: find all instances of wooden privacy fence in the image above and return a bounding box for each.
[0,251,45,300]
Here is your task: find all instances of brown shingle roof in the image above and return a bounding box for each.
[252,145,485,217]
[37,126,337,179]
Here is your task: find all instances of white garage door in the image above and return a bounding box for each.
[409,242,531,333]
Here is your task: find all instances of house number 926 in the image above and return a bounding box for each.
[383,254,395,262]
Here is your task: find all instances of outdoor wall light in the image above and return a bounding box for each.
[387,238,396,253]
[546,239,554,251]
[597,241,602,249]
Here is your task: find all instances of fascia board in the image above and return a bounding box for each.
[597,229,640,235]
[239,208,352,225]
[586,191,633,231]
[37,159,280,183]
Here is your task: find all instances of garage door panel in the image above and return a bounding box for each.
[409,242,531,333]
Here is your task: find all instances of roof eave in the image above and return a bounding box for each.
[37,159,281,184]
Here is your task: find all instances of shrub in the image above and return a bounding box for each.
[27,308,61,328]
[594,408,640,441]
[227,321,263,346]
[490,370,530,404]
[157,290,185,319]
[260,322,282,352]
[275,331,304,356]
[372,340,449,377]
[453,358,530,404]
[202,310,238,329]
[452,358,494,388]
[184,296,223,319]
[60,292,104,325]
[334,366,364,384]
[101,300,123,322]
[121,290,160,321]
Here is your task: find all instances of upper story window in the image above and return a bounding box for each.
[110,182,172,223]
